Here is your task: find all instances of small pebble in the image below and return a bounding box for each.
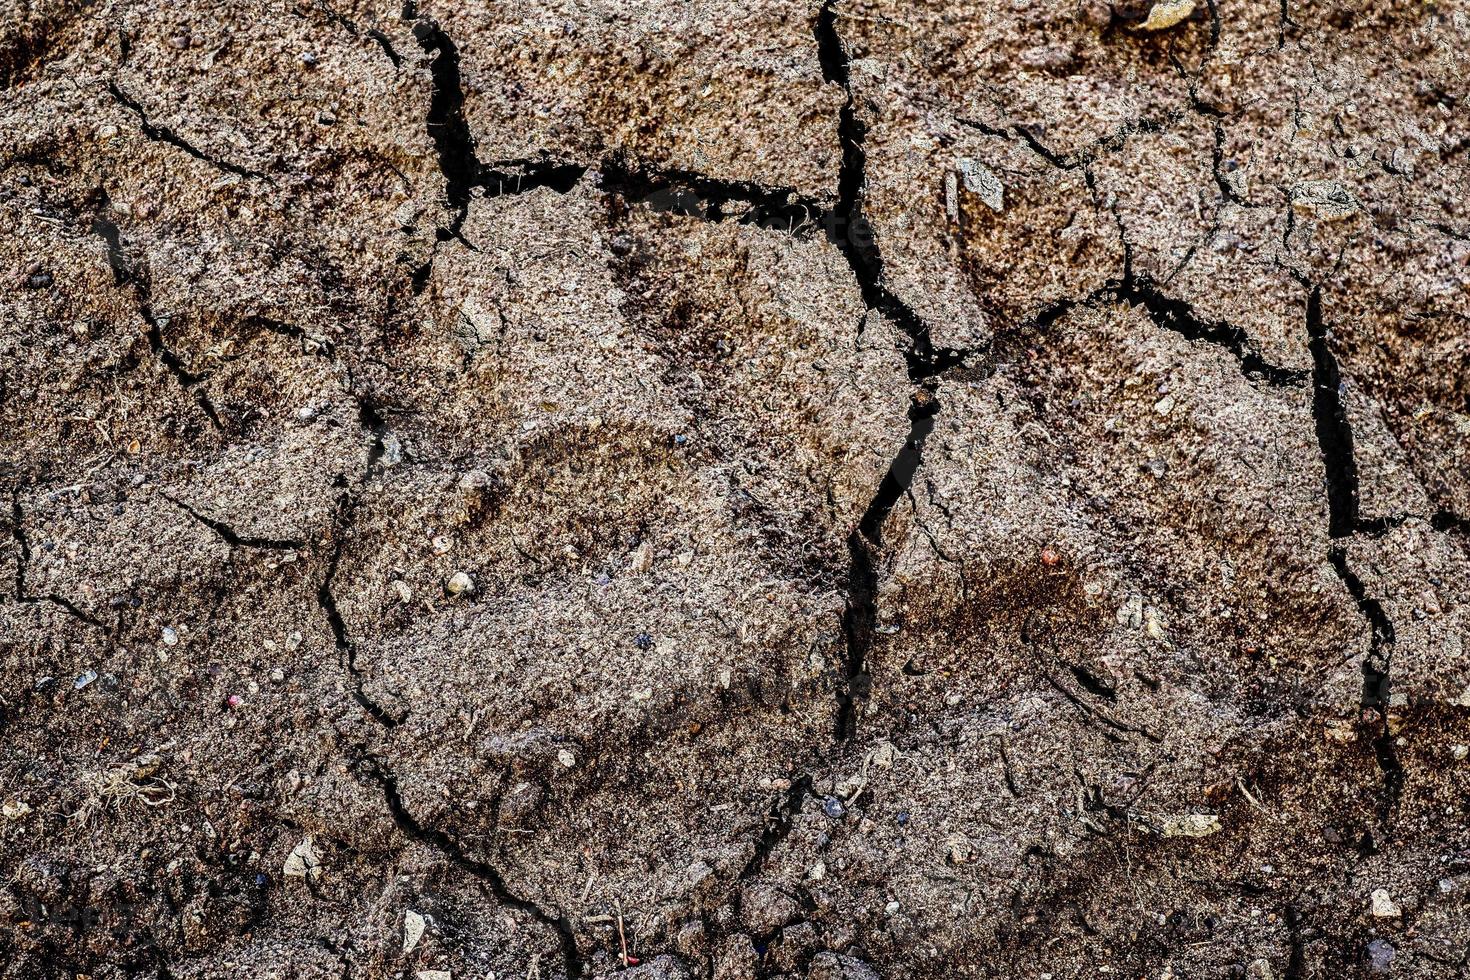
[74,669,98,690]
[1369,888,1401,917]
[1365,939,1395,973]
[226,694,243,709]
[445,571,474,595]
[269,668,286,684]
[1141,0,1195,30]
[557,749,576,768]
[634,631,654,650]
[403,909,428,953]
[822,796,845,819]
[162,626,179,646]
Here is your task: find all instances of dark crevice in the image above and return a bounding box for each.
[106,82,266,181]
[315,2,402,67]
[1208,119,1255,208]
[139,307,225,430]
[481,160,587,198]
[1306,286,1359,537]
[366,30,402,67]
[1036,272,1304,387]
[1067,663,1118,701]
[1107,273,1308,386]
[1326,550,1395,710]
[1430,510,1470,534]
[597,160,823,236]
[362,758,583,978]
[738,776,814,881]
[7,493,107,631]
[317,521,404,729]
[91,205,224,431]
[1283,906,1305,980]
[814,1,967,381]
[1353,510,1470,539]
[410,19,479,236]
[245,314,336,358]
[90,213,133,286]
[161,494,305,550]
[404,16,585,294]
[838,391,940,741]
[1327,548,1402,822]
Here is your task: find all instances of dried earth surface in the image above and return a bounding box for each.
[2,1,1470,979]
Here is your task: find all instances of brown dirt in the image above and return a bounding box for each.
[2,2,1469,979]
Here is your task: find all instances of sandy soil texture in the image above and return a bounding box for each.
[2,1,1469,978]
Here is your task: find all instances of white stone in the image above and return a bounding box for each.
[283,837,323,882]
[1159,813,1222,837]
[403,909,429,953]
[1141,0,1196,30]
[1370,888,1401,917]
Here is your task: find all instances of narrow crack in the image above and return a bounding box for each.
[1306,286,1359,537]
[318,492,404,729]
[314,394,403,726]
[139,307,225,430]
[737,776,814,882]
[1326,548,1403,822]
[1108,272,1308,387]
[6,492,107,631]
[837,390,940,741]
[408,17,479,238]
[314,1,403,67]
[161,493,305,551]
[1303,286,1403,822]
[91,207,224,431]
[597,159,824,236]
[360,756,583,978]
[106,82,267,181]
[814,1,967,381]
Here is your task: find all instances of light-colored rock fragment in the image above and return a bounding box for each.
[1159,813,1222,837]
[2,799,31,820]
[404,909,429,953]
[284,837,323,882]
[1141,0,1196,30]
[1292,180,1359,221]
[958,159,1005,212]
[1370,888,1401,917]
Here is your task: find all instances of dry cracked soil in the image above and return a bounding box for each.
[2,1,1470,978]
